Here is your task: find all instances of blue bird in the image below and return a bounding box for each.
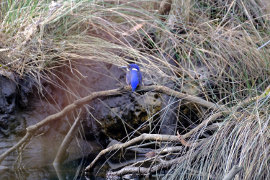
[126,64,142,91]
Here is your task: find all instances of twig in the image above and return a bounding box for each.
[182,111,227,138]
[53,109,82,165]
[107,155,183,177]
[137,146,183,158]
[177,131,192,147]
[0,85,222,164]
[222,165,242,180]
[0,131,32,163]
[257,39,270,50]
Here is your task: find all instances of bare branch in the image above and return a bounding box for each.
[107,155,183,177]
[177,131,192,147]
[0,85,222,164]
[0,86,126,163]
[140,85,225,111]
[0,132,32,163]
[53,109,82,165]
[183,111,227,138]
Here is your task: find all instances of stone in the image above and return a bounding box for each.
[0,73,33,137]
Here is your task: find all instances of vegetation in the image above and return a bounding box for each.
[0,0,269,179]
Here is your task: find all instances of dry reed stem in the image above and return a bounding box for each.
[235,85,270,108]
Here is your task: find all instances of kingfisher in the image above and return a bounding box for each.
[125,63,142,91]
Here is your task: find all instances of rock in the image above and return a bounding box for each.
[0,75,16,114]
[0,76,17,136]
[85,91,162,140]
[17,75,34,108]
[0,73,33,137]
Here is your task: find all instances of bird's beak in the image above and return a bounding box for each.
[119,66,128,69]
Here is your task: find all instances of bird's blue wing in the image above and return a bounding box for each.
[130,70,139,91]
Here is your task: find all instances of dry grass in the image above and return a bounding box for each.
[0,0,269,179]
[165,92,270,179]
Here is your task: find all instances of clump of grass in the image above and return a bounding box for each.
[165,86,270,179]
[0,0,171,91]
[158,0,270,179]
[0,0,269,91]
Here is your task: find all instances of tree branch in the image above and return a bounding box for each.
[107,155,183,177]
[53,109,82,165]
[0,85,223,164]
[0,86,127,164]
[139,85,225,111]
